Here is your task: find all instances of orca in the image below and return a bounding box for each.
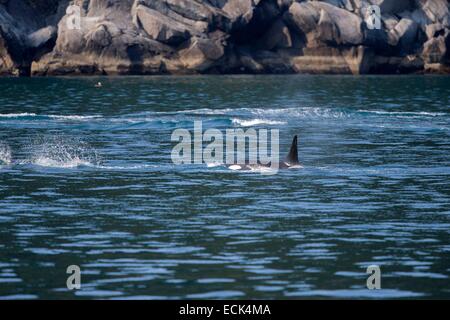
[226,135,301,171]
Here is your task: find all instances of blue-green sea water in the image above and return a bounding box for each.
[0,75,449,299]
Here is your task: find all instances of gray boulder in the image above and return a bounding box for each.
[134,5,191,45]
[178,35,225,72]
[1,0,450,75]
[285,2,363,47]
[32,1,174,75]
[382,14,400,31]
[387,18,419,51]
[222,0,262,30]
[26,26,57,48]
[136,0,230,31]
[317,8,340,45]
[422,29,450,64]
[418,0,450,26]
[290,45,372,74]
[425,23,445,39]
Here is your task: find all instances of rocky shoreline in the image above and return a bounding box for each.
[1,0,449,76]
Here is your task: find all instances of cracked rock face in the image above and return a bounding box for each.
[0,0,450,75]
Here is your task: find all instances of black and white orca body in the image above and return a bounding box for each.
[226,135,302,172]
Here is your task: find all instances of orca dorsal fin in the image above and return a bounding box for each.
[285,135,299,164]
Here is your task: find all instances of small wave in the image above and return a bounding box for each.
[175,107,447,120]
[173,107,349,119]
[0,113,100,121]
[206,162,224,168]
[48,115,101,120]
[250,107,349,119]
[32,156,92,168]
[357,110,446,117]
[0,113,37,118]
[232,118,287,127]
[0,143,12,165]
[90,163,161,170]
[226,164,279,175]
[174,108,235,115]
[244,165,279,175]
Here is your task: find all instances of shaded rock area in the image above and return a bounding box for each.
[1,0,450,75]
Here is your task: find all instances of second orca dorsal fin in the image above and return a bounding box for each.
[285,135,299,164]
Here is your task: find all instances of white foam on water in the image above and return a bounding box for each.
[26,136,100,169]
[248,166,278,174]
[175,108,235,115]
[232,118,286,127]
[48,115,101,120]
[206,162,224,168]
[0,113,101,120]
[288,164,304,169]
[32,156,92,168]
[0,113,37,118]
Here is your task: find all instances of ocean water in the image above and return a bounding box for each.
[0,75,449,299]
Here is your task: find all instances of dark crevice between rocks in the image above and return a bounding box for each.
[229,0,282,46]
[22,35,58,76]
[1,0,61,76]
[225,0,292,74]
[126,44,144,75]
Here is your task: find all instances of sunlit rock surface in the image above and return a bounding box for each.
[0,0,449,75]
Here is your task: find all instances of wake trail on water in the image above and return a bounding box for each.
[121,107,449,126]
[1,107,448,170]
[1,108,447,132]
[0,136,164,171]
